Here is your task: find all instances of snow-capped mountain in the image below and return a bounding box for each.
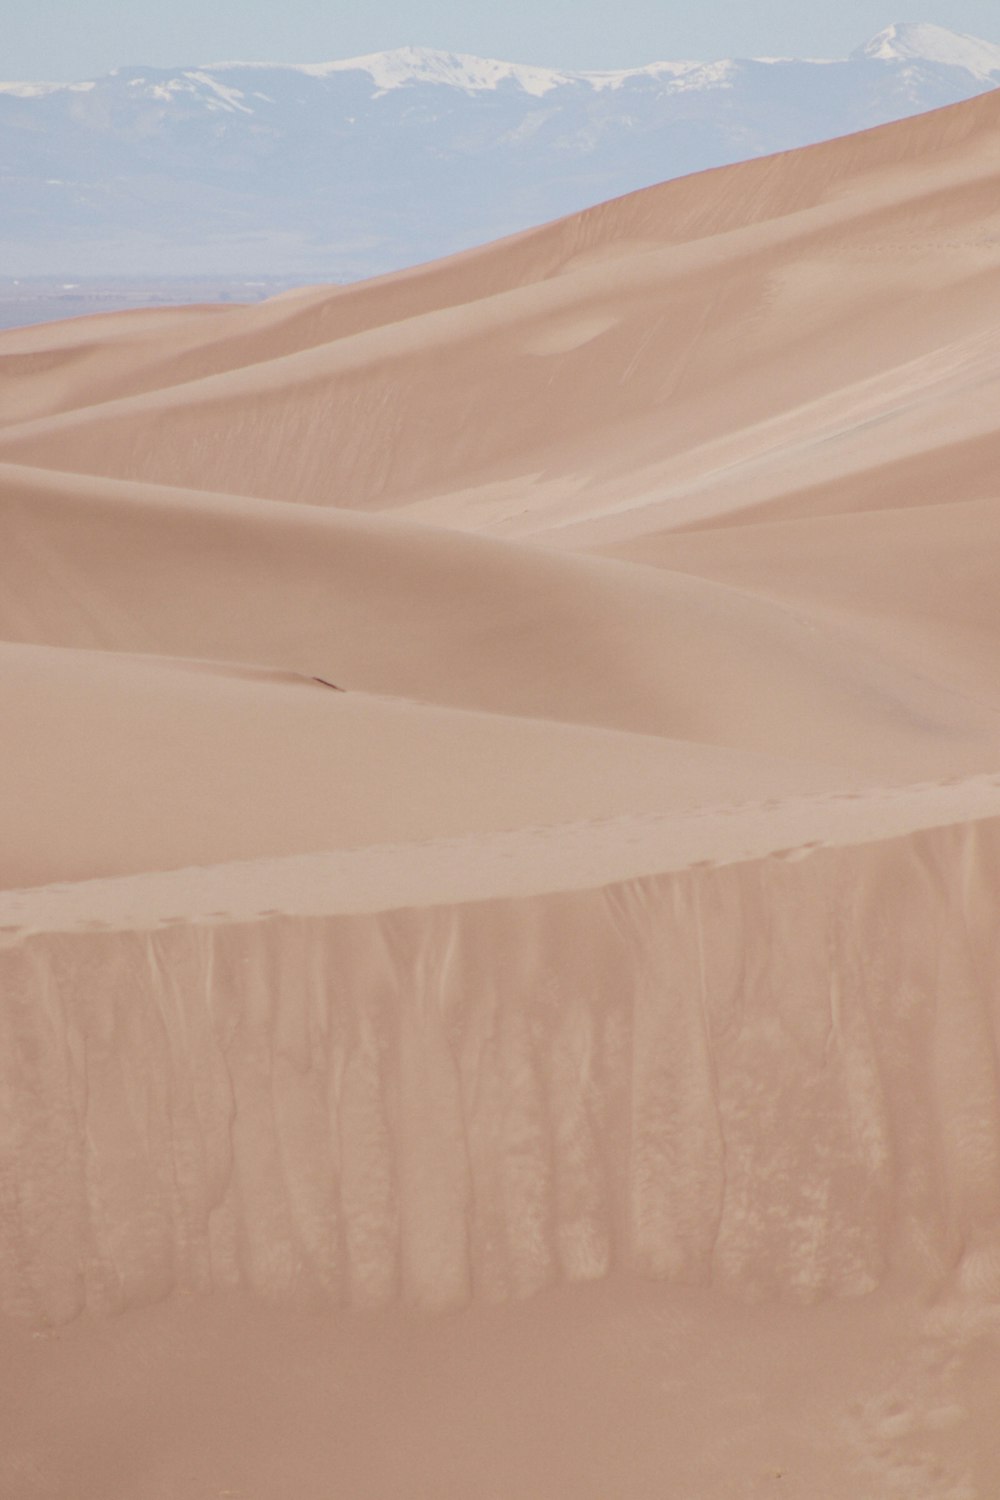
[2,23,999,280]
[853,19,1000,77]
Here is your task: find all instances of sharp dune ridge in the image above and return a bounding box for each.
[3,87,1000,1499]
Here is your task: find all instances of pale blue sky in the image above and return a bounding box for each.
[4,0,1000,82]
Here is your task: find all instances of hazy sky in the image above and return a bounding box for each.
[5,0,1000,81]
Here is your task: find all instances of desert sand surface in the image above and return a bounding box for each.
[3,88,1000,1499]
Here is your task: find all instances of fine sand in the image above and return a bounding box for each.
[3,89,1000,1498]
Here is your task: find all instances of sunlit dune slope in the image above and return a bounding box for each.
[2,462,997,833]
[2,88,1000,536]
[4,638,864,888]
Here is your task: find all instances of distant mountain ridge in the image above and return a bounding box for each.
[2,22,999,279]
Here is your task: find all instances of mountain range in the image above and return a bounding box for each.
[2,21,1000,279]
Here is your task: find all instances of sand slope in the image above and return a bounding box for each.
[3,88,1000,1500]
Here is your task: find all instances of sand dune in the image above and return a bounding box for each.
[2,89,1000,524]
[7,638,860,888]
[3,463,997,799]
[4,815,1000,1327]
[3,88,1000,1499]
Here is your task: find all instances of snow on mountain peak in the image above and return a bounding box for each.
[295,46,573,97]
[854,21,1000,79]
[7,24,1000,104]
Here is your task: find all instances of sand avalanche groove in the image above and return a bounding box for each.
[3,822,1000,1323]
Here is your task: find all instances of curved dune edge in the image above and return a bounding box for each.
[3,810,1000,1325]
[3,769,1000,929]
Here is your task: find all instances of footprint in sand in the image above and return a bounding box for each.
[848,1326,980,1498]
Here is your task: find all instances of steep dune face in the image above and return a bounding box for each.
[4,817,1000,1326]
[3,86,1000,1500]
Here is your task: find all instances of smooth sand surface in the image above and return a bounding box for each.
[3,89,1000,1498]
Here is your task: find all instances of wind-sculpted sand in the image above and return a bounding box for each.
[2,88,1000,1499]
